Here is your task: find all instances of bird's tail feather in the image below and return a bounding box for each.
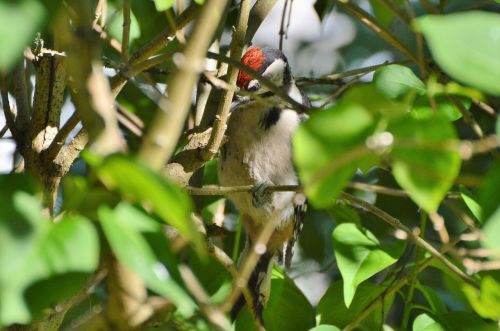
[231,251,273,323]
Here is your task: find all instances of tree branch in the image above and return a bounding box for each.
[199,0,253,162]
[138,0,229,170]
[334,0,418,63]
[122,0,131,62]
[185,183,479,290]
[340,192,479,289]
[110,4,201,97]
[343,238,461,331]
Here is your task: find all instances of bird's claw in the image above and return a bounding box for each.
[252,182,271,208]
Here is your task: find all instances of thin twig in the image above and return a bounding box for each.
[340,192,479,289]
[122,0,131,61]
[0,86,17,139]
[320,74,362,108]
[343,238,461,331]
[278,0,289,51]
[178,265,231,331]
[219,219,273,331]
[447,94,484,138]
[187,184,479,289]
[404,0,428,80]
[401,211,426,330]
[334,0,418,63]
[0,125,8,138]
[110,4,200,97]
[296,59,413,85]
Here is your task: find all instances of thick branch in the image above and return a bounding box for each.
[200,0,253,162]
[138,0,229,170]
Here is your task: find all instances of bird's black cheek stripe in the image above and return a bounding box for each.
[259,107,281,130]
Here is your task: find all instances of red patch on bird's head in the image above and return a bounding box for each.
[237,47,265,89]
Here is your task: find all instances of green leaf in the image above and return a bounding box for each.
[478,162,500,255]
[327,203,361,225]
[459,186,483,222]
[496,115,500,142]
[332,223,405,307]
[413,313,446,331]
[481,207,500,256]
[0,0,46,70]
[293,100,376,208]
[154,0,174,11]
[317,280,394,329]
[265,269,315,331]
[416,12,500,96]
[416,283,448,315]
[388,115,461,212]
[99,204,196,317]
[374,64,426,100]
[369,0,403,26]
[309,326,341,331]
[462,276,500,320]
[0,180,99,326]
[440,311,498,331]
[96,154,204,254]
[236,269,315,331]
[411,95,466,122]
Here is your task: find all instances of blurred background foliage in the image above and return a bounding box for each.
[0,0,500,330]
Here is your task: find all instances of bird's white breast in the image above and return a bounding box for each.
[218,101,301,227]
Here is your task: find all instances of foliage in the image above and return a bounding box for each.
[0,0,499,330]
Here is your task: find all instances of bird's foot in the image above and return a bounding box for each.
[251,182,272,208]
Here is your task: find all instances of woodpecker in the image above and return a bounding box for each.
[218,46,310,322]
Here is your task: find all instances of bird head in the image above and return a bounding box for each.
[236,46,292,93]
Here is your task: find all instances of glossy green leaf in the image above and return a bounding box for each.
[0,182,99,326]
[293,101,376,208]
[309,325,341,331]
[332,223,405,307]
[369,0,403,26]
[374,64,426,100]
[459,186,483,222]
[481,207,500,255]
[417,12,500,96]
[236,269,315,331]
[327,203,361,225]
[99,204,196,317]
[0,0,46,70]
[462,276,500,320]
[413,313,446,331]
[317,280,394,329]
[411,95,466,122]
[440,311,498,331]
[154,0,174,11]
[96,154,204,254]
[389,115,461,212]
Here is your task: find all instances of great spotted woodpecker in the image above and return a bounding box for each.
[217,46,310,322]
